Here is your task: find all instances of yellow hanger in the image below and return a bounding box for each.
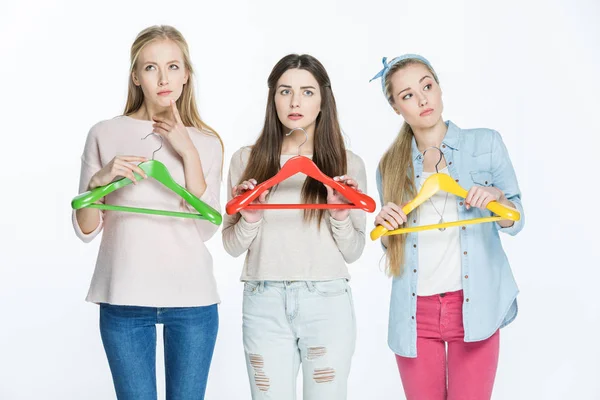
[370,149,520,240]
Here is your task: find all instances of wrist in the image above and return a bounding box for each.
[88,175,100,191]
[181,148,199,163]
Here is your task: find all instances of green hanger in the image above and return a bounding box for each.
[71,133,222,226]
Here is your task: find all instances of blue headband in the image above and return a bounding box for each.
[369,54,436,95]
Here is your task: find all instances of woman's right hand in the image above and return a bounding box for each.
[232,178,269,223]
[374,202,408,231]
[88,155,148,190]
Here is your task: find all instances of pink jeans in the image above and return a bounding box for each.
[395,290,499,400]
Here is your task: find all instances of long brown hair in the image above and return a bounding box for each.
[380,59,440,276]
[123,25,223,168]
[239,54,347,224]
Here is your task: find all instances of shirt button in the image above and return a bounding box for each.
[485,181,488,184]
[465,275,469,279]
[462,226,466,230]
[440,293,446,297]
[459,202,464,206]
[416,175,420,178]
[449,161,453,165]
[413,269,417,273]
[412,293,415,296]
[466,298,470,302]
[455,179,459,183]
[442,145,446,148]
[413,244,417,248]
[413,219,417,223]
[412,316,415,320]
[463,251,468,255]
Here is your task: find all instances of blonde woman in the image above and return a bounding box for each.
[370,54,524,400]
[72,26,223,399]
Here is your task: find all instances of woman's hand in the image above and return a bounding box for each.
[326,175,360,221]
[232,179,269,223]
[89,155,148,190]
[152,100,196,159]
[465,186,505,210]
[374,202,408,231]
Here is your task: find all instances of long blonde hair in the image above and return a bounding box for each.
[124,25,224,168]
[380,59,439,276]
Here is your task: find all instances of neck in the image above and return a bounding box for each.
[281,122,316,155]
[412,118,448,152]
[129,102,170,121]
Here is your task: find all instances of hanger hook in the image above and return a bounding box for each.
[285,127,309,156]
[422,146,444,173]
[141,132,163,160]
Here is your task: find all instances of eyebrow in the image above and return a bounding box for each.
[397,75,434,96]
[277,84,317,90]
[142,60,181,65]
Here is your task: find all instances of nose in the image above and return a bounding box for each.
[290,92,301,109]
[418,93,428,107]
[158,69,168,87]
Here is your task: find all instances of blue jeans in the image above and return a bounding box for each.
[242,279,356,399]
[99,303,219,400]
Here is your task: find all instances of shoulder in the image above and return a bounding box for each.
[230,146,253,167]
[188,126,223,154]
[458,126,503,155]
[345,149,366,170]
[87,116,129,139]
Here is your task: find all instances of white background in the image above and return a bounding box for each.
[1,0,599,399]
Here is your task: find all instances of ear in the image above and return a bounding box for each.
[132,71,140,86]
[183,70,189,85]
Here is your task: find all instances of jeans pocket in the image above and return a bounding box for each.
[243,281,260,296]
[311,279,348,297]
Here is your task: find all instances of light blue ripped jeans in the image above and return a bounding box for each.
[242,279,356,400]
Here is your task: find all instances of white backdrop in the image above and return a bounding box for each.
[1,0,599,399]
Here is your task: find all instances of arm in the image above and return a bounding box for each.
[221,149,263,257]
[182,136,222,241]
[328,154,367,263]
[73,128,104,242]
[491,130,525,235]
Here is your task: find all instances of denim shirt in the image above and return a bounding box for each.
[376,121,524,358]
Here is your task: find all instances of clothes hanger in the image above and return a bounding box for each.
[225,127,376,215]
[370,146,520,240]
[72,132,222,225]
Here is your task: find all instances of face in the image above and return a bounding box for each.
[132,39,189,108]
[389,63,443,129]
[274,68,322,132]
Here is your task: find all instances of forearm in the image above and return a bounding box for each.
[182,149,207,198]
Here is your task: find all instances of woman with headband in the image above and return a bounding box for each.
[370,54,524,399]
[222,54,366,399]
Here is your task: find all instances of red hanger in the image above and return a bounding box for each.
[225,128,376,215]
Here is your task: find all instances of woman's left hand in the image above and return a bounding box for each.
[152,100,196,158]
[325,175,360,221]
[465,185,505,210]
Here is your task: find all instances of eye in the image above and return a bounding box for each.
[424,83,432,91]
[303,90,314,96]
[402,93,413,100]
[144,65,156,71]
[169,64,179,70]
[280,89,291,95]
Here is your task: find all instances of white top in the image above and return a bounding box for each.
[416,167,463,296]
[72,116,222,307]
[222,147,367,281]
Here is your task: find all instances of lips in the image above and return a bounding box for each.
[157,90,172,96]
[288,113,303,120]
[420,108,434,117]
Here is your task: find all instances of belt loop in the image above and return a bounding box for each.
[258,281,265,293]
[307,281,315,292]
